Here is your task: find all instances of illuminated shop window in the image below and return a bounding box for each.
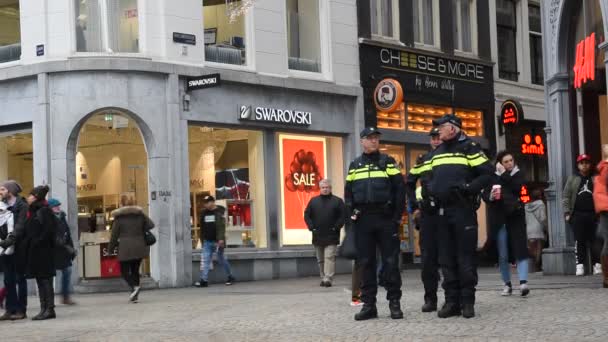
[454,108,483,137]
[406,103,453,133]
[75,0,139,53]
[203,0,248,65]
[188,126,267,249]
[377,102,406,130]
[0,0,20,63]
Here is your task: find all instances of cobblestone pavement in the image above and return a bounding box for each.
[2,269,607,342]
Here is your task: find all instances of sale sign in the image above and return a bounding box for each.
[279,135,326,244]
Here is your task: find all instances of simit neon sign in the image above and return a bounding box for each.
[500,100,523,127]
[573,33,596,89]
[521,134,545,156]
[520,185,530,204]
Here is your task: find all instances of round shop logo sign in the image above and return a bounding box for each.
[374,78,403,112]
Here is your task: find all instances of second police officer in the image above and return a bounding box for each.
[428,114,494,319]
[406,127,442,313]
[345,127,406,321]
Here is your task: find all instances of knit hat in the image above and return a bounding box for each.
[47,198,61,208]
[30,185,50,201]
[1,180,23,196]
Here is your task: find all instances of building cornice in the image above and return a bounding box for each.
[0,58,362,98]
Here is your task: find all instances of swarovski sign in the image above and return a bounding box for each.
[238,105,312,126]
[186,73,221,91]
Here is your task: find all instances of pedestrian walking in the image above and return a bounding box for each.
[563,154,602,276]
[108,205,155,303]
[525,188,547,271]
[345,126,406,321]
[23,185,58,320]
[406,127,442,313]
[48,198,77,305]
[304,179,346,288]
[427,114,494,318]
[0,201,15,311]
[593,144,608,288]
[194,195,235,288]
[0,180,29,321]
[483,151,530,297]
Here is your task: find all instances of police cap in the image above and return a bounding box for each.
[360,127,382,138]
[429,127,440,136]
[432,114,462,128]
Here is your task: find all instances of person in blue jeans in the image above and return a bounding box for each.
[195,195,235,287]
[483,151,530,297]
[48,198,77,305]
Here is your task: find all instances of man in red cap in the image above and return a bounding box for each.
[563,154,602,276]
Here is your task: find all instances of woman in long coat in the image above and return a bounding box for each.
[23,185,57,320]
[483,151,530,297]
[108,206,155,303]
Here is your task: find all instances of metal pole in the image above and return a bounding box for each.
[576,88,585,154]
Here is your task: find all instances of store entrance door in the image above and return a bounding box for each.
[74,112,150,280]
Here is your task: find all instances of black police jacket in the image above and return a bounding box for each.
[344,151,405,223]
[427,133,494,206]
[406,150,435,212]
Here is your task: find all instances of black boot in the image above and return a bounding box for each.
[421,300,437,313]
[389,300,403,319]
[35,279,56,320]
[354,304,378,321]
[437,302,461,318]
[462,303,475,318]
[32,279,47,321]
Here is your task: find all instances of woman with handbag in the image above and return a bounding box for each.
[482,151,530,297]
[108,205,155,303]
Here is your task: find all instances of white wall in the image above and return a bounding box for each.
[8,0,359,86]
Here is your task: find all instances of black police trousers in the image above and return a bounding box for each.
[420,212,440,304]
[354,213,402,305]
[438,207,478,305]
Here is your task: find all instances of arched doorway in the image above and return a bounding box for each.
[74,110,150,281]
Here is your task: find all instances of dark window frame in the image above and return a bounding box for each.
[496,0,518,81]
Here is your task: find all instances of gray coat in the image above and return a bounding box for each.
[525,200,547,240]
[108,206,155,262]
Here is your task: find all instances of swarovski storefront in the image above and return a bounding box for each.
[542,0,608,274]
[0,61,361,289]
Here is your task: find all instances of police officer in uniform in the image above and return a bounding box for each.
[428,114,493,319]
[406,127,442,313]
[345,127,406,321]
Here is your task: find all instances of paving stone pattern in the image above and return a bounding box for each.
[3,270,607,342]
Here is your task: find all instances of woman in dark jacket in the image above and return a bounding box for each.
[23,185,57,320]
[49,198,76,305]
[483,151,530,297]
[108,206,155,303]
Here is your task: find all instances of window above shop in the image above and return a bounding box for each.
[0,0,20,63]
[496,0,518,81]
[370,0,399,41]
[528,4,543,85]
[413,0,440,48]
[286,0,322,73]
[75,0,139,53]
[452,0,477,54]
[203,0,248,66]
[377,102,484,137]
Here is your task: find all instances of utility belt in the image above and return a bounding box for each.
[355,203,393,215]
[418,197,438,215]
[437,194,481,211]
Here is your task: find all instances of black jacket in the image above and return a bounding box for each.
[482,168,529,262]
[304,194,346,246]
[54,211,76,270]
[23,201,57,279]
[406,150,435,212]
[428,134,494,207]
[344,151,405,224]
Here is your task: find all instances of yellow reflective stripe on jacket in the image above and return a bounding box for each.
[415,187,423,201]
[431,156,469,167]
[346,172,355,181]
[410,161,432,175]
[468,154,489,167]
[386,166,401,176]
[351,171,389,181]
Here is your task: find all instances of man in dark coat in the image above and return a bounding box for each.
[0,180,29,320]
[48,198,76,305]
[23,185,57,320]
[304,179,346,287]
